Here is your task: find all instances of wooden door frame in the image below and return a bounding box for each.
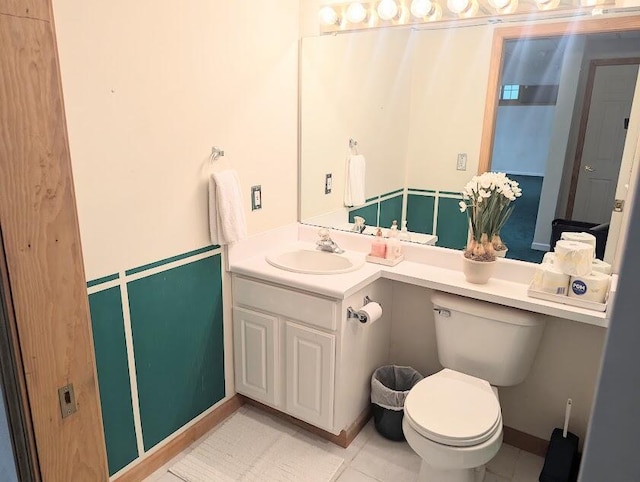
[0,1,108,480]
[0,226,40,481]
[478,15,640,175]
[565,57,640,219]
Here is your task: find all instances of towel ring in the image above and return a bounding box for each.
[349,138,358,154]
[211,146,225,161]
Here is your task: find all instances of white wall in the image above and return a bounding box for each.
[580,136,640,481]
[390,283,606,446]
[491,106,556,176]
[532,36,586,251]
[53,0,300,280]
[405,25,494,191]
[300,29,412,220]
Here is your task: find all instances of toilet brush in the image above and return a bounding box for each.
[539,399,579,482]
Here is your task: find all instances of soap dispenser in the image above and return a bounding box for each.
[370,228,387,258]
[386,220,402,260]
[399,220,411,242]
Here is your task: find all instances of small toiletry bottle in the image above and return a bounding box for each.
[399,220,411,242]
[386,221,402,260]
[370,228,387,258]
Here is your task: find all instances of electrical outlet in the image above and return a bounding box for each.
[457,153,468,171]
[251,185,262,211]
[325,173,332,194]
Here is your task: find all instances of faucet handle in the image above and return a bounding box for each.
[318,228,331,240]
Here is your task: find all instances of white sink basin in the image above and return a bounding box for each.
[266,248,364,274]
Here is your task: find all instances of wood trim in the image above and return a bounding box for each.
[478,29,506,174]
[0,7,109,481]
[566,57,640,218]
[503,425,549,458]
[477,15,640,175]
[0,0,51,21]
[113,395,244,482]
[0,229,40,481]
[241,395,371,448]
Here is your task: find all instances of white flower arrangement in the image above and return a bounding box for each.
[459,172,522,261]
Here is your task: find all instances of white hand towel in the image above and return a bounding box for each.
[344,154,366,207]
[208,170,247,245]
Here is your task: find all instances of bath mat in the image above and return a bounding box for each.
[169,409,344,482]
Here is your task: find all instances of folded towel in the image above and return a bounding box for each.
[208,170,247,245]
[344,154,366,207]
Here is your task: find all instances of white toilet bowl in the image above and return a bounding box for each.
[402,369,503,482]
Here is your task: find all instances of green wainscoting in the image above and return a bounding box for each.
[349,203,378,226]
[436,197,469,250]
[379,195,403,229]
[88,286,138,476]
[127,254,225,451]
[406,194,435,234]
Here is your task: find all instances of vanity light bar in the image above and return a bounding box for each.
[319,0,614,33]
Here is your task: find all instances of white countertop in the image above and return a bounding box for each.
[229,234,609,328]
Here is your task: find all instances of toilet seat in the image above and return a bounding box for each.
[404,369,501,447]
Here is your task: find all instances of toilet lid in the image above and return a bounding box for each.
[404,369,501,447]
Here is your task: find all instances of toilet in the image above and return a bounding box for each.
[402,292,545,482]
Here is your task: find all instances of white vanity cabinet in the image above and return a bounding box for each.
[232,275,339,432]
[232,307,279,406]
[231,274,392,438]
[285,320,335,429]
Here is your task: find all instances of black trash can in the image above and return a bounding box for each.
[370,365,423,441]
[550,219,609,260]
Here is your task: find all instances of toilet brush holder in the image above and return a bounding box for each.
[539,399,579,482]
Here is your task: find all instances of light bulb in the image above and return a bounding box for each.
[535,0,559,10]
[411,0,433,17]
[489,0,518,13]
[447,0,470,13]
[378,0,399,20]
[319,6,339,25]
[346,2,368,23]
[581,0,598,6]
[488,0,510,8]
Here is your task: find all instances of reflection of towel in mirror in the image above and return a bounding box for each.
[344,154,366,207]
[208,170,247,245]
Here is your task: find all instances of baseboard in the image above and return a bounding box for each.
[503,425,549,458]
[240,395,371,448]
[113,394,243,482]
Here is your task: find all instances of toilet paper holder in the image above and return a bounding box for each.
[347,296,381,323]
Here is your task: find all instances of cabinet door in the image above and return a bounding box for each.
[233,307,278,406]
[285,321,335,431]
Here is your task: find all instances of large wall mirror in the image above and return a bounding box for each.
[299,14,640,266]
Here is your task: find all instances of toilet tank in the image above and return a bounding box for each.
[431,292,545,386]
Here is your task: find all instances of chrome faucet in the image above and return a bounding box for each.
[351,216,366,234]
[316,228,345,254]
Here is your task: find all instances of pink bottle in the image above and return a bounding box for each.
[370,228,387,258]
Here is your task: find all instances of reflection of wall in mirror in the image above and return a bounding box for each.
[300,29,412,221]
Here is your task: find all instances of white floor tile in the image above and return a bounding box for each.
[512,451,545,482]
[139,403,552,482]
[350,430,421,482]
[483,472,511,482]
[337,467,382,482]
[154,473,183,482]
[486,443,520,479]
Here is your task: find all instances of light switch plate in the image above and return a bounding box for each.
[325,173,332,194]
[251,185,262,211]
[457,153,467,171]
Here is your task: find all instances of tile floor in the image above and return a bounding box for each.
[144,405,544,482]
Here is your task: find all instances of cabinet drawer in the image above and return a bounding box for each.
[233,277,337,331]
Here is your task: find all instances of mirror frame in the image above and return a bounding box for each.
[478,15,640,174]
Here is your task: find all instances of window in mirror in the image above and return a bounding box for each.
[501,84,520,101]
